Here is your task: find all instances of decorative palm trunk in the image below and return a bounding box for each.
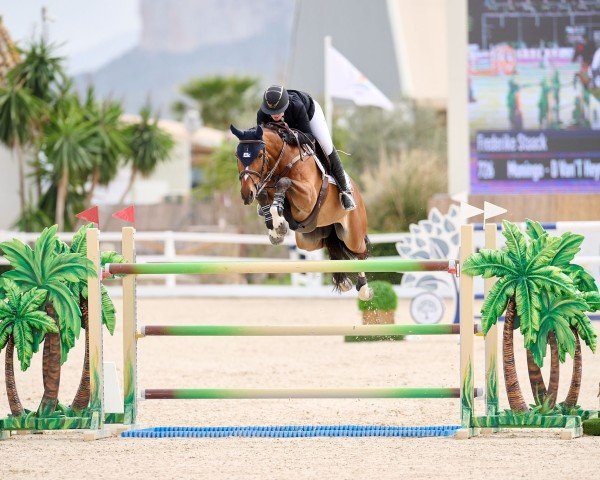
[5,336,24,417]
[564,328,582,408]
[105,167,138,227]
[526,350,547,405]
[15,142,26,215]
[38,305,61,416]
[118,167,138,206]
[55,169,69,231]
[71,298,90,412]
[85,167,100,207]
[546,333,560,407]
[503,296,529,412]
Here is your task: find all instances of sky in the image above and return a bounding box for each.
[1,0,141,73]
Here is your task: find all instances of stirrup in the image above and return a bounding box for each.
[339,191,356,211]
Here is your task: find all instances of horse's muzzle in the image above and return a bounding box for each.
[242,191,254,205]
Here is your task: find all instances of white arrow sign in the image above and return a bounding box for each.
[484,201,507,221]
[451,191,469,204]
[460,202,484,222]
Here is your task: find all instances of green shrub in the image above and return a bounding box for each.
[357,280,397,312]
[583,418,600,436]
[360,149,446,232]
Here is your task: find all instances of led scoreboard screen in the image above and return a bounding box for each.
[474,130,600,192]
[468,1,600,194]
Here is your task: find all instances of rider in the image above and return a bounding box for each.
[257,85,356,211]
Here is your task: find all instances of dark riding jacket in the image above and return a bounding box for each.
[257,90,316,140]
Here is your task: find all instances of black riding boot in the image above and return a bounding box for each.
[328,148,356,211]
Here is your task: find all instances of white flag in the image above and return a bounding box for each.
[327,44,394,110]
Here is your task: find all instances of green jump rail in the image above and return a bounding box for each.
[139,324,482,337]
[142,387,484,400]
[106,258,457,276]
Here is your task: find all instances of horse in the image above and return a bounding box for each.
[229,123,373,300]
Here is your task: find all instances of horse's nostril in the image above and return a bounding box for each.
[242,192,254,205]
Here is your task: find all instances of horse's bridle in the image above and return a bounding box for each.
[237,138,287,197]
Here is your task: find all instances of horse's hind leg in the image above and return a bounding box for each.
[333,214,372,297]
[322,227,354,293]
[356,273,374,300]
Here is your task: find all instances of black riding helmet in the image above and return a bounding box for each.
[260,85,289,115]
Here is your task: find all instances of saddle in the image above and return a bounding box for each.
[261,123,334,233]
[265,122,331,174]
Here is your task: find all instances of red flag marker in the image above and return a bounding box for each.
[75,206,99,226]
[112,205,135,225]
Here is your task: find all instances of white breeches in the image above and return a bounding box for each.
[309,101,334,155]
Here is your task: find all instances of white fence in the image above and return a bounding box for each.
[1,222,599,299]
[0,230,410,298]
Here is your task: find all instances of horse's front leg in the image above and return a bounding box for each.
[257,190,273,229]
[256,190,284,245]
[269,177,292,242]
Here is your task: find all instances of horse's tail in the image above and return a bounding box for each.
[324,231,370,290]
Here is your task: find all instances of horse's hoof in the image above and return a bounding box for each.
[358,285,374,301]
[275,220,289,236]
[268,230,284,245]
[336,278,353,292]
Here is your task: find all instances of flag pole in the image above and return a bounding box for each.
[324,35,333,131]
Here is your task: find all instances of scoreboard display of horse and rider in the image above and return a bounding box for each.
[468,0,600,195]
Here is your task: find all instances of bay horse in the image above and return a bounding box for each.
[230,123,373,300]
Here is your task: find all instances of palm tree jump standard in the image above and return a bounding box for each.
[0,225,126,440]
[463,220,599,433]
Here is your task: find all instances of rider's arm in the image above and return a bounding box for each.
[257,109,270,125]
[292,101,315,141]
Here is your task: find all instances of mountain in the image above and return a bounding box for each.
[75,0,294,115]
[67,30,139,75]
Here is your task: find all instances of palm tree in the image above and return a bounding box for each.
[64,224,122,412]
[8,38,65,200]
[0,226,96,415]
[43,92,94,230]
[82,89,130,207]
[117,105,174,206]
[0,279,57,417]
[0,80,44,217]
[523,220,598,409]
[8,38,65,103]
[526,293,587,407]
[174,75,259,129]
[462,220,576,412]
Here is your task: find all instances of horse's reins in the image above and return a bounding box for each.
[237,130,310,198]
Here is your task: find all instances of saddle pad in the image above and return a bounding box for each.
[307,146,353,192]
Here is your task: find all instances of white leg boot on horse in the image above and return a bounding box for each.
[256,191,286,246]
[357,272,374,301]
[269,178,291,239]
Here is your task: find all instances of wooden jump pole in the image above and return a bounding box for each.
[83,228,111,441]
[456,224,477,439]
[122,227,137,426]
[484,223,500,415]
[484,223,500,427]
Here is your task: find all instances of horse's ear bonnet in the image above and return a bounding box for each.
[236,142,263,167]
[234,126,265,167]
